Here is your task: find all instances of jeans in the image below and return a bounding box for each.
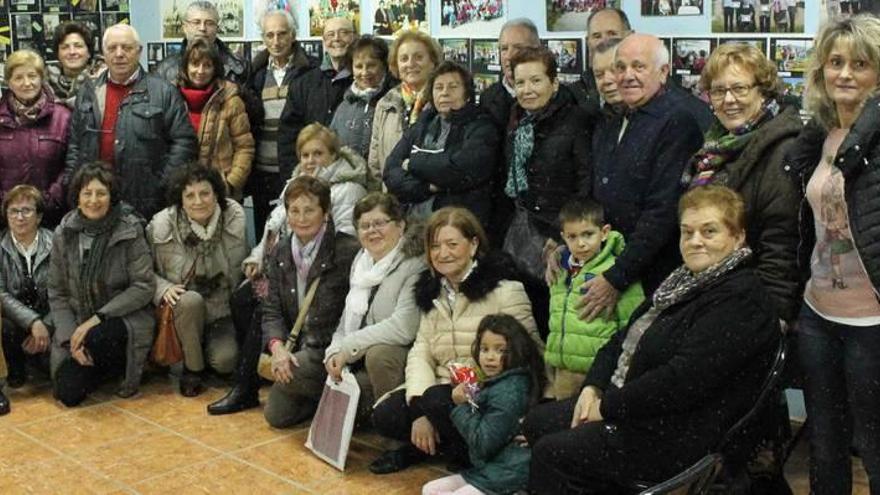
[798,304,880,495]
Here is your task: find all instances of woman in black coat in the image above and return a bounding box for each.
[384,61,498,227]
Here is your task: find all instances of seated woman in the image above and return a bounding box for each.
[49,163,156,407]
[324,192,426,421]
[0,185,54,388]
[262,176,360,428]
[523,185,779,494]
[370,206,542,475]
[147,164,248,397]
[384,61,498,227]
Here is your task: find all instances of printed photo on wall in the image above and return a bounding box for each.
[309,0,359,37]
[72,11,100,49]
[672,37,716,86]
[770,37,810,75]
[373,0,428,35]
[101,0,130,13]
[712,0,806,33]
[73,0,99,12]
[11,0,37,12]
[441,38,470,68]
[718,36,768,55]
[161,0,244,40]
[826,0,880,18]
[12,13,45,52]
[41,11,69,58]
[643,0,704,15]
[547,0,616,32]
[471,38,500,73]
[41,0,68,12]
[253,0,295,34]
[226,40,250,62]
[147,41,164,72]
[102,12,129,33]
[473,72,499,101]
[544,38,583,74]
[248,41,267,62]
[301,39,323,61]
[438,0,505,37]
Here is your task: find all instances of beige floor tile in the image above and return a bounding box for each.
[310,465,444,494]
[112,385,226,428]
[0,427,59,469]
[172,406,291,452]
[132,457,305,495]
[17,404,159,454]
[0,457,123,494]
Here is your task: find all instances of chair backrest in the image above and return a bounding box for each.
[639,453,724,495]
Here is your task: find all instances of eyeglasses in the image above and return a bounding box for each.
[357,218,393,232]
[186,19,218,29]
[708,83,756,101]
[323,29,354,40]
[8,207,36,218]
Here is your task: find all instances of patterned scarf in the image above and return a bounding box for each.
[505,113,536,199]
[10,91,47,125]
[291,222,327,281]
[400,82,427,126]
[683,99,779,188]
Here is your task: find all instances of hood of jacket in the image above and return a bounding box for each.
[415,250,522,312]
[297,146,369,189]
[560,229,626,273]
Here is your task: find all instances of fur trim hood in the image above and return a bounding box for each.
[414,250,522,312]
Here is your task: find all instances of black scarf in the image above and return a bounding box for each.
[70,203,126,316]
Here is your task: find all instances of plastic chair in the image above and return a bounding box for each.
[638,453,724,495]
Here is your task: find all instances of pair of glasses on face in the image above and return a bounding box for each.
[708,83,756,101]
[8,207,36,218]
[357,218,393,232]
[186,19,218,29]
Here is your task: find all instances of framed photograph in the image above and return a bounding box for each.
[373,0,428,35]
[147,41,164,72]
[73,0,98,13]
[712,0,805,33]
[72,11,100,51]
[309,0,359,37]
[473,72,499,101]
[161,0,244,39]
[101,12,129,33]
[301,39,323,62]
[544,38,583,74]
[12,13,44,53]
[643,0,704,16]
[41,11,70,58]
[248,41,266,62]
[471,39,500,72]
[439,0,506,36]
[41,0,68,12]
[547,0,613,31]
[226,41,249,63]
[441,38,470,68]
[770,37,811,75]
[101,0,130,12]
[165,41,184,59]
[672,37,716,75]
[718,37,768,56]
[679,73,705,98]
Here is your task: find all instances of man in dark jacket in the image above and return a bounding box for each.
[568,8,631,118]
[276,17,356,179]
[585,33,704,316]
[64,24,197,220]
[478,18,541,131]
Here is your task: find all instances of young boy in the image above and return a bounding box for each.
[546,198,645,399]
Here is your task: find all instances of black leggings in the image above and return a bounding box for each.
[54,318,127,407]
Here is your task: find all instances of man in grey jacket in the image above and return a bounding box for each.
[64,24,197,220]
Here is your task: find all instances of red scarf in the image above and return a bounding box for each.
[180,85,215,132]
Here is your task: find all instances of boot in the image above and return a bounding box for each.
[0,389,10,416]
[180,368,204,398]
[207,384,259,415]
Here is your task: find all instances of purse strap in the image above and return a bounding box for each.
[283,276,322,351]
[183,252,202,286]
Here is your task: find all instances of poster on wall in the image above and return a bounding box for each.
[102,11,128,31]
[473,72,498,100]
[712,0,805,33]
[770,37,810,74]
[161,0,244,40]
[547,0,615,32]
[543,38,583,84]
[309,0,359,37]
[826,0,880,17]
[73,0,100,13]
[11,0,38,12]
[42,12,69,58]
[642,0,704,15]
[12,13,45,53]
[72,11,100,49]
[41,0,68,12]
[101,0,130,13]
[441,38,470,69]
[372,0,428,35]
[439,0,506,37]
[718,36,768,56]
[147,42,164,71]
[672,37,716,97]
[253,0,295,33]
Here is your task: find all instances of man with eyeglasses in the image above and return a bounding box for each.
[277,16,357,180]
[64,23,197,220]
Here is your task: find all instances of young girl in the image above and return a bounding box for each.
[422,314,546,495]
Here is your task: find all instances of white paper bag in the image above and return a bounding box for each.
[305,368,361,471]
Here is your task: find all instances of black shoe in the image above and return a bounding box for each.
[368,445,426,475]
[180,369,204,398]
[6,368,26,389]
[0,390,10,416]
[206,385,259,415]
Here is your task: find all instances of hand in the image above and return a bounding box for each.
[162,285,187,306]
[70,316,100,354]
[411,415,440,455]
[577,275,620,322]
[243,262,261,281]
[270,342,298,384]
[23,320,51,354]
[451,383,469,405]
[587,398,604,423]
[71,346,94,367]
[428,184,439,193]
[571,386,603,428]
[325,353,344,383]
[543,240,563,286]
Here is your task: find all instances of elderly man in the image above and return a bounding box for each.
[276,16,356,179]
[568,8,631,117]
[590,38,625,115]
[153,1,249,87]
[584,34,703,317]
[478,17,542,131]
[64,24,197,219]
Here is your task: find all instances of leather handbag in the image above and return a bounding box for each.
[257,277,321,381]
[150,255,201,366]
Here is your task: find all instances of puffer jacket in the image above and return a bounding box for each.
[383,103,498,227]
[547,230,645,374]
[0,88,71,222]
[785,97,880,293]
[186,80,255,199]
[0,227,54,330]
[64,67,198,219]
[147,199,248,323]
[330,75,397,171]
[48,206,156,391]
[368,85,412,186]
[405,251,541,402]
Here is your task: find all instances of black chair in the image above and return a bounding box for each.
[638,453,723,495]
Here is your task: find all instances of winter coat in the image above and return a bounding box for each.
[501,85,593,238]
[686,105,802,321]
[330,75,397,169]
[48,207,156,391]
[0,227,54,331]
[383,103,498,226]
[64,67,198,219]
[582,266,778,476]
[185,80,255,200]
[277,64,353,178]
[0,89,71,223]
[784,96,880,292]
[405,251,541,402]
[146,200,248,323]
[477,80,515,132]
[261,225,360,351]
[566,72,602,121]
[451,367,532,495]
[592,87,704,294]
[547,230,645,374]
[154,38,251,89]
[368,85,412,186]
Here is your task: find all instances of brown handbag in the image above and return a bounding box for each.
[257,277,321,381]
[150,254,201,366]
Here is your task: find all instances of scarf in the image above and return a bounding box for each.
[348,75,384,105]
[176,205,226,296]
[291,222,327,281]
[180,85,215,131]
[421,113,452,151]
[72,203,126,316]
[340,238,405,337]
[400,83,427,126]
[684,99,779,188]
[10,91,47,125]
[610,246,753,388]
[505,112,536,199]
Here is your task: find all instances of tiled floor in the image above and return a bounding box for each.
[0,376,871,494]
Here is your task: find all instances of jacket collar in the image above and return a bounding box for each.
[414,250,522,312]
[276,219,340,281]
[833,95,880,179]
[0,227,53,267]
[0,87,58,128]
[722,105,803,190]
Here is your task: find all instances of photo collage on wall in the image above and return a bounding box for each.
[147,38,325,73]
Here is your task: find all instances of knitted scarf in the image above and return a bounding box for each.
[71,203,127,316]
[176,205,226,296]
[180,85,215,131]
[610,246,753,387]
[684,99,779,188]
[505,112,536,199]
[400,82,427,126]
[340,238,405,338]
[10,91,47,125]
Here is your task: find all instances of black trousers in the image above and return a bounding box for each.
[2,318,31,378]
[229,281,262,392]
[247,169,283,240]
[54,318,128,407]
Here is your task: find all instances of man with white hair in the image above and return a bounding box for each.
[64,23,197,219]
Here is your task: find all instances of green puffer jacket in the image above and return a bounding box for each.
[451,367,532,495]
[547,230,645,374]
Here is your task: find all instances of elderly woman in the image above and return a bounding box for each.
[147,164,247,397]
[46,21,105,109]
[785,15,880,494]
[368,30,441,185]
[324,192,426,420]
[177,39,254,200]
[0,49,71,228]
[262,176,360,428]
[523,186,778,494]
[682,42,802,323]
[0,186,54,389]
[384,61,498,226]
[370,206,542,475]
[49,163,156,407]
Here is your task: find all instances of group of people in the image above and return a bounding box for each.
[0,1,878,494]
